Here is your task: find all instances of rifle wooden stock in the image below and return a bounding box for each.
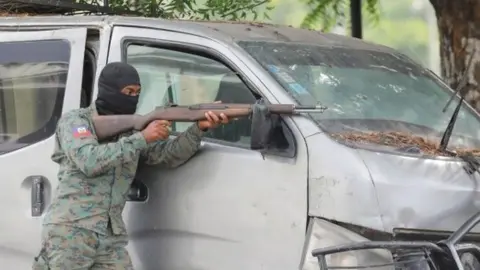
[92,114,146,140]
[92,103,297,140]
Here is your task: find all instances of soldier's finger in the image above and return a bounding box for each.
[151,124,162,132]
[156,124,166,131]
[159,130,169,139]
[208,111,220,123]
[152,121,165,130]
[220,113,228,123]
[157,120,171,127]
[160,125,170,132]
[204,112,213,123]
[148,120,158,127]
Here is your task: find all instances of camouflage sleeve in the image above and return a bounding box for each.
[141,123,204,168]
[57,114,148,177]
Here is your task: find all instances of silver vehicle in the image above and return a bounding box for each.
[1,10,480,270]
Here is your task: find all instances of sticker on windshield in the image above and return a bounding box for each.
[288,83,309,94]
[267,65,280,73]
[266,65,309,95]
[276,72,296,84]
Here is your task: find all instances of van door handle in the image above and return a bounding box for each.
[30,176,45,217]
[127,180,148,202]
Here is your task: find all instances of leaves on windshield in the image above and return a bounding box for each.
[331,131,480,157]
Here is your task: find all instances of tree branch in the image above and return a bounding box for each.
[221,0,270,18]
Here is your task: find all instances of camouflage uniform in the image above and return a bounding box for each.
[33,104,204,269]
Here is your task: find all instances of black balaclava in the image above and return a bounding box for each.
[95,62,141,115]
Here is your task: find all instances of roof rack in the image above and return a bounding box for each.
[0,0,140,16]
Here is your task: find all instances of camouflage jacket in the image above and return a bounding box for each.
[42,104,204,235]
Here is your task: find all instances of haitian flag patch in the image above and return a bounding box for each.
[73,125,92,138]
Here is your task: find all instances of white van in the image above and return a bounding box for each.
[1,14,480,270]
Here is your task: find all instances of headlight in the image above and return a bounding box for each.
[300,218,394,270]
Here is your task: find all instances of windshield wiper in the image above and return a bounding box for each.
[438,48,476,152]
[439,95,465,152]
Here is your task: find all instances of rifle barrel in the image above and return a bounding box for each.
[185,103,327,113]
[293,105,328,113]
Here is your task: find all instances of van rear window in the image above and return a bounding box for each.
[0,40,70,154]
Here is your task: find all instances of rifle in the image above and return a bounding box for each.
[91,101,327,140]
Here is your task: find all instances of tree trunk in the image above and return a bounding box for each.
[431,0,480,111]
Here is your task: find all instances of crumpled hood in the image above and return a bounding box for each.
[307,133,480,233]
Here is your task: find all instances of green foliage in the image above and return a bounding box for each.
[82,0,273,20]
[290,0,437,71]
[300,0,379,31]
[364,18,430,65]
[80,0,437,74]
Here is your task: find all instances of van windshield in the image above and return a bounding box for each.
[238,41,480,156]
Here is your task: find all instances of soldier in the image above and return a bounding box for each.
[32,62,229,269]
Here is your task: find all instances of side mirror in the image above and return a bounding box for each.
[250,99,278,150]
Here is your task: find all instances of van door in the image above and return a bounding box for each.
[0,28,87,269]
[108,27,308,270]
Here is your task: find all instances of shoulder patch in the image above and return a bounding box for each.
[72,125,92,138]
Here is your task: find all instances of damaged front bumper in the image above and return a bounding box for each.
[308,211,480,270]
[300,218,393,270]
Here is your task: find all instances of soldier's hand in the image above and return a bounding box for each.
[197,101,229,131]
[141,120,171,143]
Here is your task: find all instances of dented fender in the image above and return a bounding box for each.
[306,133,385,231]
[306,132,480,233]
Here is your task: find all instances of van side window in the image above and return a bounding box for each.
[0,40,70,154]
[126,44,257,147]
